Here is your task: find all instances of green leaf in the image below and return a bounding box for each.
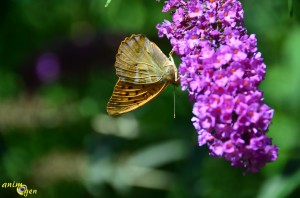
[289,0,293,17]
[105,0,112,7]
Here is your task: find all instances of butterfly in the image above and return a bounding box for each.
[107,34,179,116]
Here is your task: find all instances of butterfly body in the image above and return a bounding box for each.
[107,34,179,116]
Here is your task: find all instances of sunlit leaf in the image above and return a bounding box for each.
[258,170,300,198]
[105,0,112,7]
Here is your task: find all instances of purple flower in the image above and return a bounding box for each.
[36,53,60,83]
[157,0,278,173]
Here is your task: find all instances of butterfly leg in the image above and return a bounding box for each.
[168,50,174,63]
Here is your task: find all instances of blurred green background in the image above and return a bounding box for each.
[0,0,299,197]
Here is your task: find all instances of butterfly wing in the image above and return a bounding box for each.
[107,80,168,115]
[115,34,171,84]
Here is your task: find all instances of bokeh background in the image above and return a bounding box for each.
[0,0,299,197]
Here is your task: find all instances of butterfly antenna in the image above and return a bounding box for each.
[173,85,176,118]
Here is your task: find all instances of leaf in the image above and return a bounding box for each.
[288,0,293,17]
[105,0,112,7]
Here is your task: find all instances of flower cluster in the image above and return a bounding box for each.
[157,0,278,173]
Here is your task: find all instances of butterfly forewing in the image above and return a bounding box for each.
[115,34,169,84]
[107,80,168,115]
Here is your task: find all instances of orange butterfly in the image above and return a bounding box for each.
[107,34,179,116]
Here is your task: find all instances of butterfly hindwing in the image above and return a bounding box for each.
[107,80,168,115]
[115,34,169,84]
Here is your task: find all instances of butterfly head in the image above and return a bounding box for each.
[166,53,180,87]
